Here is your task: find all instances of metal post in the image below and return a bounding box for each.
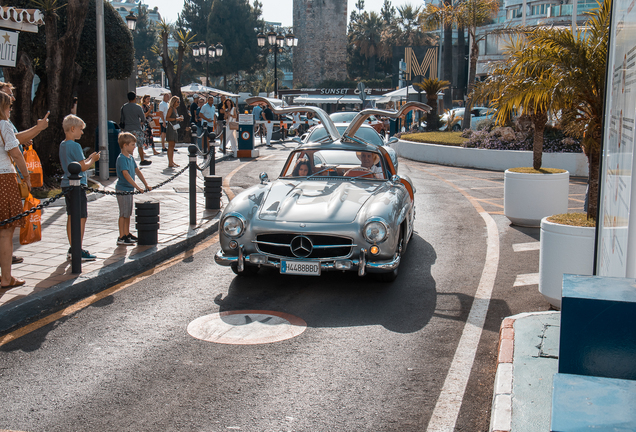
[274,47,278,100]
[68,162,82,274]
[96,0,108,181]
[188,145,198,226]
[209,132,216,175]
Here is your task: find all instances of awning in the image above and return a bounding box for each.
[180,83,238,98]
[136,85,170,99]
[293,95,384,105]
[381,86,417,101]
[0,7,43,33]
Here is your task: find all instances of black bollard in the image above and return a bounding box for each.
[135,201,160,245]
[191,123,198,145]
[204,175,222,210]
[68,162,83,274]
[208,132,216,175]
[188,144,198,225]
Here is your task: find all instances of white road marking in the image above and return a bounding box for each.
[426,209,500,432]
[513,242,540,252]
[513,273,540,287]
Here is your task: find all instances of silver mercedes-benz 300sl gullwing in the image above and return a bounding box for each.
[214,98,430,282]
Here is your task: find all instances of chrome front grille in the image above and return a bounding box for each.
[255,233,354,259]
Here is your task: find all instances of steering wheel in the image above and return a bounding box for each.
[344,167,375,178]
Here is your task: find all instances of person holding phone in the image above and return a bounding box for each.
[165,96,184,168]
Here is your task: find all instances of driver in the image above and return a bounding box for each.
[356,151,384,179]
[291,158,312,177]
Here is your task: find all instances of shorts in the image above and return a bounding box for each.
[128,130,145,148]
[63,187,88,218]
[117,194,133,218]
[160,124,167,133]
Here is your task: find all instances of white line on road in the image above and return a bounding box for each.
[513,242,540,252]
[513,273,540,287]
[421,170,501,432]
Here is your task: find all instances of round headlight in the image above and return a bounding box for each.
[222,214,245,237]
[363,219,388,243]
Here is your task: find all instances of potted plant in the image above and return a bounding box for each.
[539,213,595,308]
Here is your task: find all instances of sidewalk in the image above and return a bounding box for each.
[0,143,231,335]
[491,311,561,432]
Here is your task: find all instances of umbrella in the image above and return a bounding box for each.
[381,86,417,101]
[136,85,170,99]
[180,83,239,98]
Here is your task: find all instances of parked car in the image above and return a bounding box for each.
[440,107,496,131]
[330,111,387,135]
[214,99,430,281]
[303,123,400,171]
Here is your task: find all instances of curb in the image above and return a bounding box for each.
[489,311,558,432]
[0,215,221,337]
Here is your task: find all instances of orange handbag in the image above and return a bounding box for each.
[23,144,43,187]
[19,193,42,245]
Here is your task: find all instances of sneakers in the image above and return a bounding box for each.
[127,233,138,242]
[67,248,97,261]
[117,236,135,246]
[140,160,152,166]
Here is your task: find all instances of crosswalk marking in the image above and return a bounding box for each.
[513,242,540,252]
[514,273,539,286]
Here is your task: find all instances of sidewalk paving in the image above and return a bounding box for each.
[492,311,561,432]
[1,143,231,334]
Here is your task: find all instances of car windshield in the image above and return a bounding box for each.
[282,148,386,180]
[306,125,384,146]
[329,112,357,123]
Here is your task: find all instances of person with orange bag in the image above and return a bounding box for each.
[0,81,49,266]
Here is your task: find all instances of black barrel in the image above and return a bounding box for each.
[204,175,222,210]
[135,201,160,245]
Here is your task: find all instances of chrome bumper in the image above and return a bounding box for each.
[214,247,400,275]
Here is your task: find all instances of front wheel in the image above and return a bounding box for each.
[452,124,461,132]
[374,231,403,283]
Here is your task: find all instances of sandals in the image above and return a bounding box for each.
[1,276,26,289]
[12,255,23,264]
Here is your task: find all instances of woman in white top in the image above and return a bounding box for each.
[0,91,30,289]
[224,99,238,157]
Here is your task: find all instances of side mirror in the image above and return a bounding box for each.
[292,137,303,144]
[391,174,401,184]
[387,137,398,145]
[260,172,269,184]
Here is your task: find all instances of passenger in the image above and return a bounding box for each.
[291,158,312,177]
[356,151,383,179]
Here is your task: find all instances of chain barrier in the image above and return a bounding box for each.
[0,190,68,227]
[83,163,189,196]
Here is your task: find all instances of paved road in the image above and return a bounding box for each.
[0,145,586,432]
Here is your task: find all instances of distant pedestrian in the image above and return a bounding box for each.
[158,93,170,152]
[59,114,100,261]
[199,95,216,151]
[263,103,274,146]
[189,94,199,125]
[120,92,151,165]
[224,99,238,157]
[115,132,151,246]
[165,96,184,168]
[0,90,29,289]
[142,94,160,155]
[217,95,226,152]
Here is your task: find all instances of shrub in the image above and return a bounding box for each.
[463,125,582,153]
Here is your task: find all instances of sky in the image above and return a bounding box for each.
[140,0,423,27]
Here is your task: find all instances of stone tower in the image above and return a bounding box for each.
[293,0,348,87]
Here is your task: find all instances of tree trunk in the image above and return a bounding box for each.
[161,32,188,140]
[531,111,547,170]
[37,0,91,177]
[426,93,439,131]
[443,18,453,111]
[457,25,466,103]
[3,53,35,132]
[369,55,376,79]
[462,35,479,130]
[587,141,600,220]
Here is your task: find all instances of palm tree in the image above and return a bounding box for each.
[350,11,385,78]
[456,0,500,130]
[414,78,450,130]
[474,0,610,219]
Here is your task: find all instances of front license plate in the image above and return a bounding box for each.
[281,260,321,276]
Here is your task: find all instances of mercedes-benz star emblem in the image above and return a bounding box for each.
[290,235,313,258]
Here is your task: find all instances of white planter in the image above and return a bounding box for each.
[539,217,595,308]
[504,170,570,227]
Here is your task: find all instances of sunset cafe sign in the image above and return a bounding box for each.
[0,7,44,67]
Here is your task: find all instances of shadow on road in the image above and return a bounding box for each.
[214,234,438,334]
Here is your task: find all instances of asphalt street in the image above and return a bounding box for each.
[0,144,585,432]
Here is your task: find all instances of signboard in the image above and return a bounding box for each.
[238,114,253,125]
[597,0,636,277]
[0,30,18,67]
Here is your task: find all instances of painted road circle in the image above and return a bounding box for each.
[187,310,307,345]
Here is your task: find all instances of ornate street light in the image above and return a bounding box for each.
[125,11,137,32]
[257,29,298,99]
[193,41,224,86]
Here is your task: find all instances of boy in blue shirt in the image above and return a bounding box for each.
[116,132,151,245]
[60,115,100,261]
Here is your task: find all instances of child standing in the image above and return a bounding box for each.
[60,115,100,261]
[116,132,151,245]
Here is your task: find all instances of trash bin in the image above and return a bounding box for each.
[135,201,160,245]
[237,114,258,158]
[95,121,121,177]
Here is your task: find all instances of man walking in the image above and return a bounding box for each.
[158,93,170,152]
[120,92,151,165]
[216,95,226,153]
[198,95,216,151]
[263,103,274,147]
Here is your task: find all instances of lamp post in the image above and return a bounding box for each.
[256,30,297,99]
[192,42,224,87]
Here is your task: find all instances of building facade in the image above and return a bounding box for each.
[293,0,348,87]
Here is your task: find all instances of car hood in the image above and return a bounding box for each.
[258,180,383,223]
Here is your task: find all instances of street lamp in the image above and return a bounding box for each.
[125,11,137,31]
[257,30,297,99]
[192,42,224,87]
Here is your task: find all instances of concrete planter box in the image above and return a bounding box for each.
[503,170,569,227]
[539,217,595,308]
[391,140,589,177]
